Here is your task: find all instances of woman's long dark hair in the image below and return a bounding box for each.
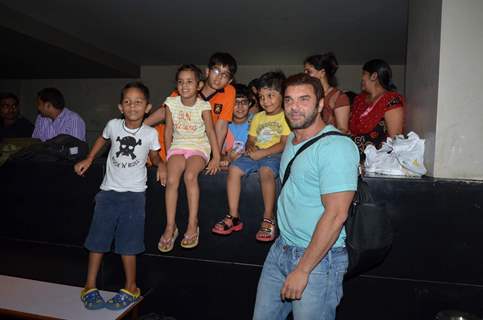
[362,59,397,91]
[304,52,339,87]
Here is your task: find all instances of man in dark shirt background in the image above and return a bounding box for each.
[0,92,34,140]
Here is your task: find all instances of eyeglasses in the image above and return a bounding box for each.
[235,99,250,106]
[210,67,231,80]
[1,103,17,109]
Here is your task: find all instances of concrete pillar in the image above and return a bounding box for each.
[406,0,483,179]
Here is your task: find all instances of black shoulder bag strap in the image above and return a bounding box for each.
[281,131,350,188]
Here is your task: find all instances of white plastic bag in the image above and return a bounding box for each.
[364,132,427,177]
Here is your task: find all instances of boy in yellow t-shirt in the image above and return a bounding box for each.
[212,71,290,242]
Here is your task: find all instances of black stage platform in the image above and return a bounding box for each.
[1,160,482,319]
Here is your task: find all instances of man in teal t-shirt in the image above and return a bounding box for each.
[253,74,359,320]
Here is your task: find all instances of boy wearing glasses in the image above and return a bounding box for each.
[145,52,237,150]
[220,84,253,167]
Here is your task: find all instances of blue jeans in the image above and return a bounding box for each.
[253,237,348,320]
[85,190,146,255]
[231,154,282,177]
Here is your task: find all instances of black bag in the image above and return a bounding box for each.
[281,131,393,278]
[10,134,88,162]
[344,177,392,278]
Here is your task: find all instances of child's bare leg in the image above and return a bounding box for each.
[85,252,103,290]
[163,155,186,239]
[183,156,206,235]
[226,166,244,221]
[121,255,138,294]
[259,167,276,221]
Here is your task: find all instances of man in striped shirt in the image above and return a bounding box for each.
[32,88,86,142]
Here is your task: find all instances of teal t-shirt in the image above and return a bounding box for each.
[277,125,360,248]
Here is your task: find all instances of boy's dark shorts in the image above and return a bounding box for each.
[85,190,145,255]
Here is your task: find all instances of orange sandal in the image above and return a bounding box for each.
[256,218,276,242]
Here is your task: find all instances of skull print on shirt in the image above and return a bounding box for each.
[116,136,142,160]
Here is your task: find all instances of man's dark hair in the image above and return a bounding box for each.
[120,81,150,103]
[283,73,325,103]
[0,92,19,106]
[37,88,65,110]
[175,64,203,83]
[208,52,237,76]
[257,71,286,94]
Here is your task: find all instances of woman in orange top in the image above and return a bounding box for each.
[349,59,404,154]
[304,52,350,133]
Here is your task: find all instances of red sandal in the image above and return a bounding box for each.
[212,214,244,235]
[256,218,276,242]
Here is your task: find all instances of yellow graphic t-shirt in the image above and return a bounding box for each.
[248,111,291,149]
[165,96,212,158]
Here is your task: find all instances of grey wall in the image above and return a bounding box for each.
[0,79,21,98]
[434,0,483,179]
[405,0,442,176]
[406,0,483,180]
[142,64,406,108]
[6,78,135,143]
[1,64,405,146]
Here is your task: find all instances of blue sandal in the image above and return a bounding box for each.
[80,288,105,310]
[105,288,141,310]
